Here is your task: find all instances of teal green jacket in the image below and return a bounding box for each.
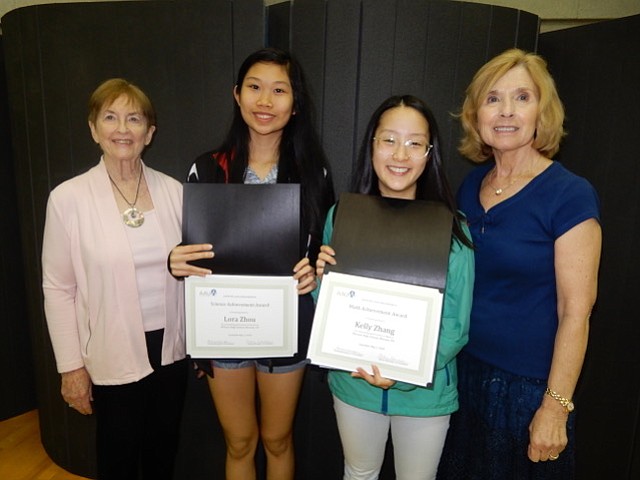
[318,204,474,417]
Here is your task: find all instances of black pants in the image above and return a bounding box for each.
[92,330,188,480]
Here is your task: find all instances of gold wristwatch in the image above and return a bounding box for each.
[545,387,575,413]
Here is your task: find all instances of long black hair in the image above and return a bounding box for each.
[351,95,472,247]
[217,47,334,245]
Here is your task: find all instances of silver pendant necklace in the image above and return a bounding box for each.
[108,166,144,227]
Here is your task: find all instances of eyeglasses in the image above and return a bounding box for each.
[373,135,433,160]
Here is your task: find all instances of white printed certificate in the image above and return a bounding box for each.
[185,275,298,358]
[308,272,443,385]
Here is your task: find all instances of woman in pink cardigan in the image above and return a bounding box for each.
[42,78,187,480]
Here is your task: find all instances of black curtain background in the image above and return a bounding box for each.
[2,0,639,478]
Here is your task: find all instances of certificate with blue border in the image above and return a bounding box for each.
[186,275,298,358]
[308,272,443,386]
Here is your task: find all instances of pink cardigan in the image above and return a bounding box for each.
[42,159,185,385]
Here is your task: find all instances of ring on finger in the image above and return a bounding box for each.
[549,453,559,461]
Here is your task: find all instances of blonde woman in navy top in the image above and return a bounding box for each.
[438,49,601,479]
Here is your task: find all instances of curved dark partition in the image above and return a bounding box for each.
[0,35,37,422]
[2,0,265,477]
[289,3,538,478]
[2,0,538,478]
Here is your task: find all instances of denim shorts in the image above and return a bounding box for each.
[196,294,315,376]
[211,358,309,374]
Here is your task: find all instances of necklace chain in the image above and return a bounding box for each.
[488,172,518,196]
[108,166,143,207]
[487,165,535,196]
[107,166,145,228]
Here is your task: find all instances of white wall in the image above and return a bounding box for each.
[452,0,640,32]
[2,0,640,34]
[1,0,133,31]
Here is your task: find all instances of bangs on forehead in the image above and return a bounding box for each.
[247,61,292,81]
[481,63,538,104]
[102,93,141,112]
[377,106,430,135]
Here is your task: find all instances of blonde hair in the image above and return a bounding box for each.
[88,78,155,126]
[459,48,565,162]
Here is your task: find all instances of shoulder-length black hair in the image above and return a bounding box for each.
[217,47,334,242]
[351,95,472,247]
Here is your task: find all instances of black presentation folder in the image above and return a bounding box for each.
[326,193,453,290]
[182,183,300,275]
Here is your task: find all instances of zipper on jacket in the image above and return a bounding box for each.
[381,389,389,414]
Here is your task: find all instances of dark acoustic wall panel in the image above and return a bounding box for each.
[0,35,37,421]
[267,0,291,51]
[291,0,539,195]
[540,14,640,480]
[2,1,265,477]
[287,1,539,478]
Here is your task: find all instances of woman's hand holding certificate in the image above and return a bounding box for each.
[293,257,317,295]
[352,364,396,390]
[169,243,214,277]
